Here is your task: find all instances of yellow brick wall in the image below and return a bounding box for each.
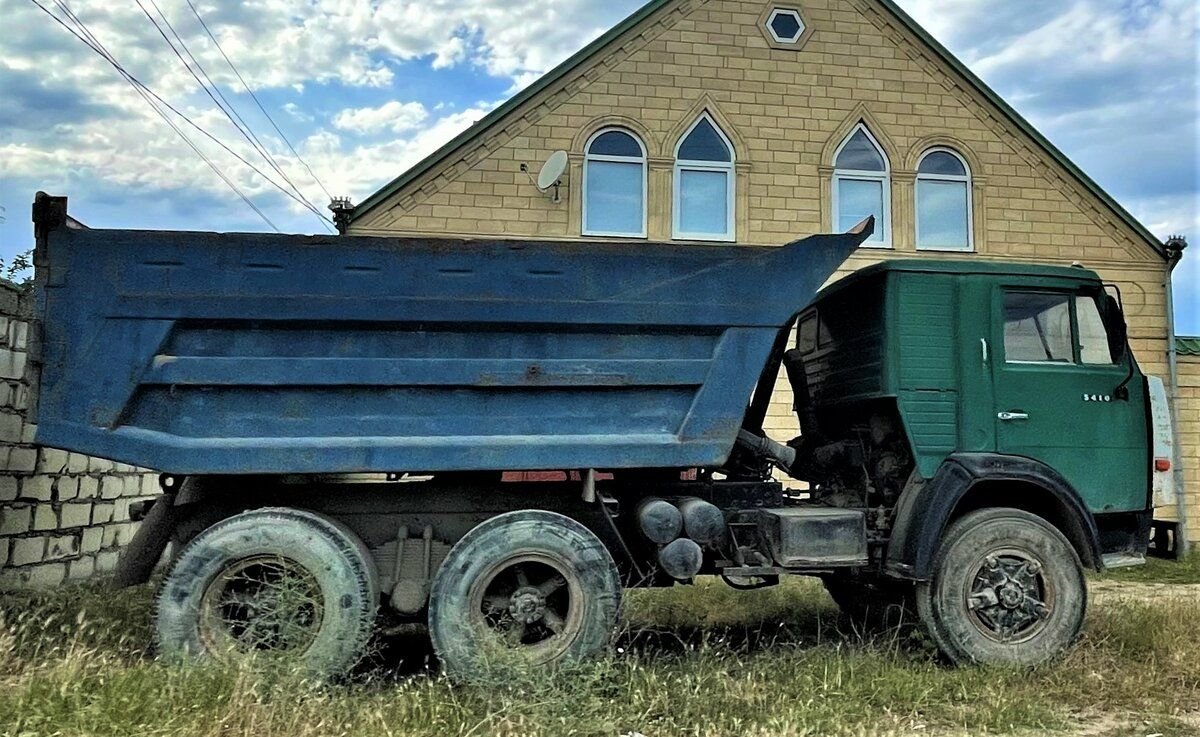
[348,0,1192,539]
[1173,356,1200,543]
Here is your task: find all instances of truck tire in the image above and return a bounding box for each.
[156,507,379,679]
[915,507,1086,666]
[428,510,621,679]
[822,574,915,630]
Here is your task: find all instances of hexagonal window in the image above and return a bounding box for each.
[767,8,805,44]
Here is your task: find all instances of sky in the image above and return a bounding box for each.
[0,0,1197,328]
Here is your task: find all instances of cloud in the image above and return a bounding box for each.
[333,101,429,135]
[0,0,1193,255]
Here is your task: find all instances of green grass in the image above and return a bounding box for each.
[1,577,1197,737]
[1093,550,1200,585]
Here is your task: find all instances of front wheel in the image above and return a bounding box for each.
[428,510,621,680]
[916,507,1086,666]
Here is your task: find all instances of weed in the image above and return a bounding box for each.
[0,577,1195,736]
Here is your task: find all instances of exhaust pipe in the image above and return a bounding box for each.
[736,429,797,473]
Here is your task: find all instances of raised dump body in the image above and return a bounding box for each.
[32,197,867,475]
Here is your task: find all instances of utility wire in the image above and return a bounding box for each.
[138,0,331,230]
[133,0,333,229]
[33,0,279,231]
[185,0,334,204]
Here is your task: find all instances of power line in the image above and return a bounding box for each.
[185,0,334,204]
[33,0,279,231]
[136,0,331,230]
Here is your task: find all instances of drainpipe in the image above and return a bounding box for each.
[1164,235,1189,556]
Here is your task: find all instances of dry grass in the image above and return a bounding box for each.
[1,564,1197,737]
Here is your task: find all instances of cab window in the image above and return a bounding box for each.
[1003,292,1073,363]
[1076,296,1115,365]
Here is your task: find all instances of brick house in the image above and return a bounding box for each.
[343,0,1195,545]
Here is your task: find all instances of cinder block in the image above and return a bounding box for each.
[0,538,7,567]
[95,550,120,574]
[123,477,144,497]
[0,475,18,501]
[57,476,79,501]
[0,348,26,380]
[20,423,35,444]
[44,534,79,561]
[8,447,37,472]
[91,503,114,525]
[0,506,31,535]
[36,448,70,475]
[11,562,66,589]
[32,505,57,531]
[100,477,123,500]
[66,453,90,474]
[80,526,103,554]
[77,477,99,499]
[88,457,116,473]
[68,555,95,580]
[9,321,28,351]
[0,413,23,443]
[19,476,53,502]
[59,502,92,528]
[10,536,45,566]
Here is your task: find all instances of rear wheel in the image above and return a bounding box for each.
[156,508,379,679]
[428,510,621,679]
[916,507,1086,666]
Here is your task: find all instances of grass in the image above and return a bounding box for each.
[1092,550,1200,585]
[0,570,1197,737]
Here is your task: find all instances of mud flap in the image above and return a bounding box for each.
[113,492,181,588]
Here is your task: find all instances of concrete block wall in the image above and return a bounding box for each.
[1172,354,1200,544]
[0,283,160,590]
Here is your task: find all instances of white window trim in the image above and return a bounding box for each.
[831,124,891,248]
[766,8,805,44]
[672,114,736,242]
[582,127,648,239]
[915,147,974,253]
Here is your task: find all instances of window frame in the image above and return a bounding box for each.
[1000,289,1117,367]
[765,8,805,43]
[672,114,736,242]
[831,124,891,248]
[915,147,973,253]
[582,127,649,239]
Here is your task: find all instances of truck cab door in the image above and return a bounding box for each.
[989,286,1147,514]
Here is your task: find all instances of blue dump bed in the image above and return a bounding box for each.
[33,216,865,475]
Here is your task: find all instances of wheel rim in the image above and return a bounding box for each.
[467,552,583,663]
[198,555,325,655]
[963,547,1054,644]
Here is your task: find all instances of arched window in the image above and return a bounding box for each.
[916,148,972,251]
[583,128,647,238]
[673,114,735,241]
[832,124,890,246]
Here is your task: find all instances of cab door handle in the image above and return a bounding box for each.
[998,411,1029,421]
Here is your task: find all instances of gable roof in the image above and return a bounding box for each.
[349,0,1166,258]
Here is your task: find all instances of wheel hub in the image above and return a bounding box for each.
[508,586,548,624]
[967,554,1052,642]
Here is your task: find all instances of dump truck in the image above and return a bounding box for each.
[29,193,1176,677]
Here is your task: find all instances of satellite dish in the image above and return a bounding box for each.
[537,150,569,192]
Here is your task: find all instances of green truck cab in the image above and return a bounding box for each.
[774,260,1173,664]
